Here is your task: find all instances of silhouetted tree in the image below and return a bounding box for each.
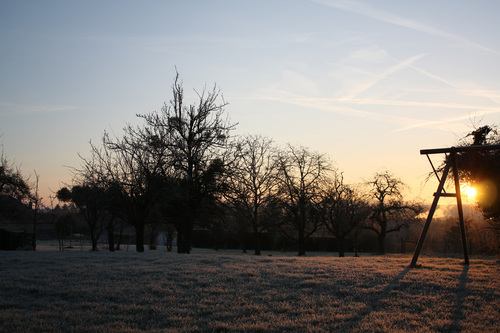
[321,174,370,257]
[365,171,422,254]
[31,171,40,250]
[54,212,76,251]
[275,144,331,256]
[224,135,280,255]
[59,144,128,252]
[57,185,109,251]
[98,129,164,253]
[0,151,31,203]
[0,151,34,244]
[139,71,236,253]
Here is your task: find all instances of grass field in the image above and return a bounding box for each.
[0,247,498,332]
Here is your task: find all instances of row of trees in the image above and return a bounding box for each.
[4,73,497,255]
[55,72,422,255]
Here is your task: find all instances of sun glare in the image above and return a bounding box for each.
[461,184,477,200]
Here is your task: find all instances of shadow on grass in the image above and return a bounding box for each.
[341,264,470,332]
[446,265,469,332]
[338,266,411,332]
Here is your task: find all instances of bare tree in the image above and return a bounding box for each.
[365,171,422,254]
[321,174,369,257]
[0,150,31,202]
[0,150,34,249]
[99,127,168,253]
[57,146,123,252]
[139,71,236,253]
[275,144,331,256]
[31,171,40,250]
[224,135,280,255]
[57,184,108,251]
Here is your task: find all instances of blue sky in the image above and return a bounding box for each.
[1,0,499,203]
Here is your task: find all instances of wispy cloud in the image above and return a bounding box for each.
[313,0,499,54]
[411,66,500,105]
[339,53,427,101]
[393,113,486,132]
[0,102,76,115]
[256,84,500,134]
[348,45,390,63]
[346,97,500,112]
[270,70,322,97]
[255,88,423,127]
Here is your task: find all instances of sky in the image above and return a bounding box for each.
[1,0,499,205]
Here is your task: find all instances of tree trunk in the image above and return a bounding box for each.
[338,236,346,257]
[353,231,359,257]
[253,222,261,255]
[254,232,261,256]
[177,211,194,254]
[298,229,306,256]
[149,227,157,250]
[89,224,98,251]
[107,222,115,252]
[166,226,174,252]
[298,241,306,256]
[240,232,247,253]
[32,206,37,251]
[57,230,63,251]
[177,226,192,254]
[115,222,124,251]
[177,230,184,253]
[135,222,145,252]
[184,227,192,254]
[378,232,386,255]
[90,234,98,251]
[177,230,191,254]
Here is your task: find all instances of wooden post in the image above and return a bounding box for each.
[410,154,451,267]
[451,152,469,265]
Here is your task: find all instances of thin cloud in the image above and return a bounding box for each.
[270,70,322,97]
[393,113,484,132]
[254,87,500,134]
[0,102,76,115]
[256,89,424,127]
[411,66,500,105]
[347,97,500,111]
[313,0,499,54]
[348,45,390,63]
[339,53,427,101]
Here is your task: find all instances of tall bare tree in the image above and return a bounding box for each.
[365,171,422,254]
[58,141,126,252]
[225,135,280,255]
[31,171,40,250]
[100,127,169,253]
[275,144,331,256]
[139,71,236,253]
[321,174,369,257]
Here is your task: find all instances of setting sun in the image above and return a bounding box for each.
[461,184,477,200]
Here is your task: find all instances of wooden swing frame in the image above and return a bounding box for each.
[410,144,500,267]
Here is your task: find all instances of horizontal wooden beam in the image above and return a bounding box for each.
[434,192,456,197]
[420,144,500,155]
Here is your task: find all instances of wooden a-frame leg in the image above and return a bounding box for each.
[410,155,452,267]
[451,153,469,265]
